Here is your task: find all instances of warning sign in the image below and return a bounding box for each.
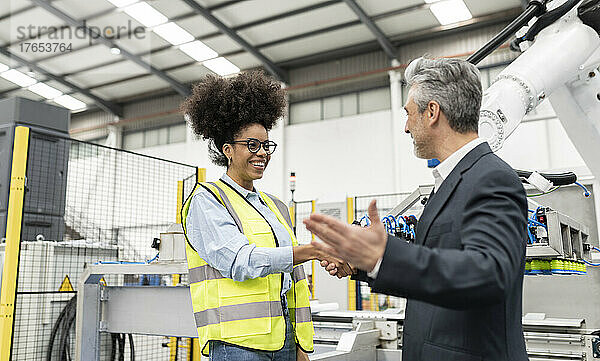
[99,277,107,287]
[59,275,74,292]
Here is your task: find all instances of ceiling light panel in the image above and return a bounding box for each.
[0,63,9,72]
[28,83,63,99]
[153,22,195,45]
[122,2,168,27]
[203,57,240,76]
[1,69,37,87]
[179,41,218,62]
[429,0,472,25]
[54,95,87,111]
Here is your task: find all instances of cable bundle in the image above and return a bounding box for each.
[354,214,418,241]
[47,295,135,361]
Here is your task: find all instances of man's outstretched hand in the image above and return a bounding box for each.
[304,200,387,272]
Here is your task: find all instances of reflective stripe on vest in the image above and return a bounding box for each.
[204,182,244,232]
[292,265,306,282]
[189,264,224,282]
[194,300,283,327]
[263,192,293,229]
[292,307,312,323]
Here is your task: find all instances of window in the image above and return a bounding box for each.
[123,131,144,150]
[123,123,187,150]
[289,100,321,124]
[70,137,108,159]
[289,87,391,125]
[323,96,341,120]
[169,124,186,143]
[359,88,391,113]
[341,93,357,117]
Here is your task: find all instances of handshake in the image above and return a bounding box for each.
[304,199,388,277]
[318,256,356,279]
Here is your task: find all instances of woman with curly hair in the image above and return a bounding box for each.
[180,71,351,361]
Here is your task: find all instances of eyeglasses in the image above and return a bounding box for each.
[228,138,277,154]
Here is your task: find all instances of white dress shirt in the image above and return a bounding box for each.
[367,137,486,278]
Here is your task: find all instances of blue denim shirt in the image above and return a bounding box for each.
[185,174,294,295]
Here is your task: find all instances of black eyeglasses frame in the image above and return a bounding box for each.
[227,138,277,154]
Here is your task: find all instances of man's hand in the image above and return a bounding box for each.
[297,347,310,361]
[303,200,387,272]
[320,259,355,278]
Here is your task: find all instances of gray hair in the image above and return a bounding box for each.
[404,57,482,133]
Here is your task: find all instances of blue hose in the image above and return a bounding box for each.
[574,182,591,198]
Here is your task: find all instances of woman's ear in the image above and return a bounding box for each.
[223,143,231,157]
[223,143,233,164]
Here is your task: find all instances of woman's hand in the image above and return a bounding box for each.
[297,347,310,361]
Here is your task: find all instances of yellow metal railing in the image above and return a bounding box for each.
[0,127,30,361]
[187,168,205,360]
[310,200,316,299]
[346,197,356,311]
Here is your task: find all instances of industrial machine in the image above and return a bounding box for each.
[477,0,600,180]
[0,97,70,243]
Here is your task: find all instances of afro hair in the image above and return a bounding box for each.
[181,71,286,167]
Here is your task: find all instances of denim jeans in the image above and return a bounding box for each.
[209,307,296,361]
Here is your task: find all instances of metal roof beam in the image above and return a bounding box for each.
[234,0,342,31]
[36,5,448,92]
[277,8,521,68]
[75,8,519,94]
[58,3,416,79]
[29,0,190,96]
[179,0,288,83]
[2,1,346,93]
[342,0,397,59]
[50,8,519,109]
[0,5,35,22]
[15,1,344,75]
[7,5,517,98]
[0,46,123,116]
[6,1,241,48]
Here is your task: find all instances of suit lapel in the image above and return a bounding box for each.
[416,173,461,245]
[415,143,493,246]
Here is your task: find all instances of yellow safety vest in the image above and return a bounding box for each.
[181,180,314,356]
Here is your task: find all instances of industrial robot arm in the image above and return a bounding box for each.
[477,0,600,178]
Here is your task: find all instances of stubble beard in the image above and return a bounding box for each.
[413,133,435,160]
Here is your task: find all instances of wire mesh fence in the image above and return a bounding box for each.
[6,128,197,360]
[352,192,411,312]
[353,193,411,223]
[293,200,314,245]
[182,172,198,208]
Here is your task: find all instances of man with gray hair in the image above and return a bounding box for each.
[305,57,528,360]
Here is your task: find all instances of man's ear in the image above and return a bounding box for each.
[427,101,441,126]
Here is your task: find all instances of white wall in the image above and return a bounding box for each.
[285,109,429,203]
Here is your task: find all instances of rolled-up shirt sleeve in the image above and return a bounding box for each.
[185,189,293,282]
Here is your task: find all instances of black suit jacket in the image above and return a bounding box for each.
[357,143,528,361]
